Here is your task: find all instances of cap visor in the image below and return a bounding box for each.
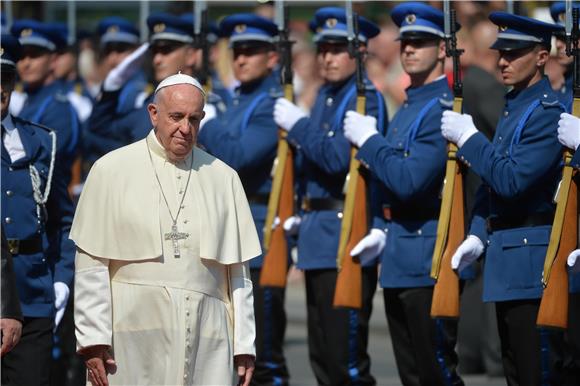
[397,31,441,41]
[490,38,536,51]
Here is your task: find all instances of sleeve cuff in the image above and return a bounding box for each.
[230,263,256,357]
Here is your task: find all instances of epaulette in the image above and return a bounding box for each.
[439,98,454,108]
[540,91,564,108]
[13,116,55,133]
[54,92,69,103]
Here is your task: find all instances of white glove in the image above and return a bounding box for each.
[103,42,150,92]
[450,235,484,273]
[53,282,70,330]
[568,249,580,273]
[441,110,478,147]
[199,103,217,131]
[343,111,379,148]
[557,113,580,151]
[283,216,301,236]
[350,228,387,265]
[273,98,307,132]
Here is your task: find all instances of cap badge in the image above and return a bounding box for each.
[107,25,120,34]
[559,12,566,23]
[405,14,416,24]
[235,24,247,33]
[499,25,507,32]
[326,18,337,28]
[20,28,33,38]
[154,23,165,33]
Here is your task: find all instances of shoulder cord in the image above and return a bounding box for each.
[29,130,57,221]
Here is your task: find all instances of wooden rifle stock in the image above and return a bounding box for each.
[538,5,580,328]
[537,156,576,329]
[333,96,366,309]
[430,98,464,319]
[260,85,294,288]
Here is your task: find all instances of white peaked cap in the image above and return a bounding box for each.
[154,72,206,97]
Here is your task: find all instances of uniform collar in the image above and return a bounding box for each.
[506,76,551,107]
[405,75,449,102]
[236,71,279,95]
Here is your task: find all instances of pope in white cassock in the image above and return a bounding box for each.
[71,73,261,386]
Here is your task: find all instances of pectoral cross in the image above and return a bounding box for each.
[165,223,189,258]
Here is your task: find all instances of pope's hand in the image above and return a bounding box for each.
[199,103,217,131]
[53,282,69,331]
[568,249,580,273]
[103,42,150,92]
[343,111,379,148]
[234,354,255,386]
[451,235,484,273]
[350,228,387,265]
[273,98,307,132]
[441,111,478,147]
[283,216,301,236]
[81,345,117,386]
[557,113,580,151]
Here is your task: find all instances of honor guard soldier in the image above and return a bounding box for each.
[1,34,75,386]
[82,16,147,168]
[273,7,387,385]
[197,14,290,385]
[342,3,470,385]
[10,20,81,186]
[85,12,199,169]
[440,13,565,385]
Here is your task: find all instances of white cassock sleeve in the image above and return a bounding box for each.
[74,249,113,352]
[229,261,256,357]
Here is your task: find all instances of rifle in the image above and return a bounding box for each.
[430,1,464,319]
[333,1,367,309]
[194,0,212,93]
[537,2,579,329]
[260,0,294,288]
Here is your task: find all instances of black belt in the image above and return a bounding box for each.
[487,212,554,232]
[246,194,270,206]
[302,197,344,212]
[382,205,440,222]
[7,236,43,255]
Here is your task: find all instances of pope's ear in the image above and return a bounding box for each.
[148,103,158,126]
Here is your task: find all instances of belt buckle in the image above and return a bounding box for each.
[7,239,19,255]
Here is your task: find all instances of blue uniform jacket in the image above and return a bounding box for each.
[198,72,281,269]
[287,74,387,270]
[84,89,152,168]
[457,77,565,302]
[357,77,473,288]
[18,82,81,184]
[2,116,75,317]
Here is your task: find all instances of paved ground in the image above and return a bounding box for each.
[282,273,505,386]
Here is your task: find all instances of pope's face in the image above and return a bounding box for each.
[148,84,205,162]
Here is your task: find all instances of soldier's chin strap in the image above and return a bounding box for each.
[29,130,56,221]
